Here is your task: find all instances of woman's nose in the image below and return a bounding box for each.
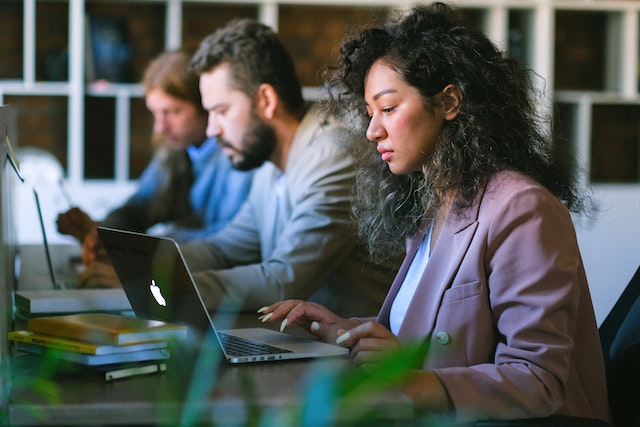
[366,115,385,142]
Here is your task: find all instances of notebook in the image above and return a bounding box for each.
[96,226,349,364]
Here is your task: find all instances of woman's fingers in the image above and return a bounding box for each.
[256,300,344,340]
[335,322,401,363]
[257,299,304,322]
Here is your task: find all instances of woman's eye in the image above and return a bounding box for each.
[382,107,395,113]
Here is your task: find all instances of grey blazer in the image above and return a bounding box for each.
[180,104,397,316]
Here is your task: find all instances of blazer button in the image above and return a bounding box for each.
[435,331,450,345]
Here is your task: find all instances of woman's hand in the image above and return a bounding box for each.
[258,300,401,366]
[259,303,449,411]
[77,261,121,289]
[334,320,401,366]
[257,299,358,344]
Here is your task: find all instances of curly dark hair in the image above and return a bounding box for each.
[324,2,589,261]
[189,18,305,117]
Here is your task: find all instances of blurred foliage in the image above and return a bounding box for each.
[10,329,457,426]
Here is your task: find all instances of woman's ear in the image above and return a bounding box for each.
[441,84,462,121]
[256,83,278,120]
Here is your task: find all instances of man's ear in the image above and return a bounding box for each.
[441,84,462,121]
[255,83,278,120]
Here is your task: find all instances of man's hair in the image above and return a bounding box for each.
[143,49,202,109]
[190,18,305,116]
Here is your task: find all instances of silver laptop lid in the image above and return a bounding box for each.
[97,227,215,336]
[98,226,349,364]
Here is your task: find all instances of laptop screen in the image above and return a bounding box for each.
[1,108,18,294]
[97,227,213,334]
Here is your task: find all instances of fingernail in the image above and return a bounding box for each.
[259,313,273,322]
[257,306,269,313]
[280,318,288,332]
[336,332,350,345]
[311,321,320,331]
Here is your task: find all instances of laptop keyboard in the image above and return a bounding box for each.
[218,332,293,357]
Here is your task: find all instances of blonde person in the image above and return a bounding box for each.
[57,50,253,287]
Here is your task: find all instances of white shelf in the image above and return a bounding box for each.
[2,0,638,182]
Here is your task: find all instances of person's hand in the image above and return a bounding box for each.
[333,320,401,366]
[56,207,96,241]
[257,299,359,344]
[82,228,108,265]
[259,300,401,366]
[77,261,121,289]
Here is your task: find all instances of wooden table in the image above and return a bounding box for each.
[7,315,415,426]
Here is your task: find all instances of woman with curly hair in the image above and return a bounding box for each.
[260,3,610,424]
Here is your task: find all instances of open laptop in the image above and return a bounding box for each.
[97,226,349,364]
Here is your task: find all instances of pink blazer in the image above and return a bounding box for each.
[376,170,610,423]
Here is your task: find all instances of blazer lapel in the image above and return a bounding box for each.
[398,215,478,339]
[377,228,429,327]
[378,188,487,339]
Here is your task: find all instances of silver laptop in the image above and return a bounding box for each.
[97,226,349,364]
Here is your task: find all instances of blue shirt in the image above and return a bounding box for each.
[102,137,253,242]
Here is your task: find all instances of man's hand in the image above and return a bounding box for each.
[56,207,96,241]
[77,261,121,289]
[82,228,108,265]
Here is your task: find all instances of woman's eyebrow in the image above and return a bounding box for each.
[372,88,397,102]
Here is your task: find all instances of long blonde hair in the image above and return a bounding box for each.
[143,49,205,149]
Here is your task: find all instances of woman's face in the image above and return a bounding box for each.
[364,60,445,175]
[145,89,207,149]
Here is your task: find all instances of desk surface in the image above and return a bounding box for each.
[8,315,415,426]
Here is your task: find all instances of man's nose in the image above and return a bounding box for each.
[206,116,222,138]
[154,115,169,135]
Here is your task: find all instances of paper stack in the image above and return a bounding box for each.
[9,312,189,380]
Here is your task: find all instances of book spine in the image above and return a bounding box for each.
[72,348,171,365]
[27,319,118,345]
[8,331,99,354]
[16,343,171,366]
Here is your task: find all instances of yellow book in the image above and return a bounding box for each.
[26,312,188,346]
[8,330,167,355]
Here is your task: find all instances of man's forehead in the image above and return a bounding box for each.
[200,66,228,89]
[200,72,251,110]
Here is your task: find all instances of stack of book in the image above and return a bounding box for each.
[13,288,133,319]
[9,312,188,381]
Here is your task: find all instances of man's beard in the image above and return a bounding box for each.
[219,113,277,171]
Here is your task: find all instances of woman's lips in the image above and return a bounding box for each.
[377,146,392,162]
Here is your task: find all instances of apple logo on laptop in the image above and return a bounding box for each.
[149,279,167,306]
